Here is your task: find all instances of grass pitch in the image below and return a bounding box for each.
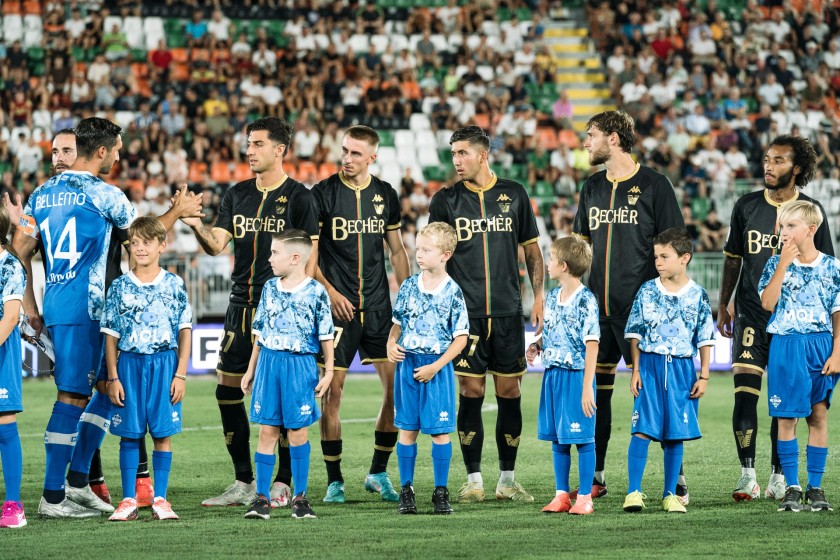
[4,373,839,559]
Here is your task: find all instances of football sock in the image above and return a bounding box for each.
[777,438,799,488]
[43,401,84,503]
[499,470,514,484]
[627,435,650,494]
[290,441,311,497]
[321,439,344,483]
[552,442,571,493]
[806,445,828,489]
[594,373,615,473]
[152,450,172,499]
[397,442,417,487]
[742,467,756,478]
[457,395,484,474]
[0,422,22,503]
[370,430,399,474]
[432,442,452,488]
[68,390,112,487]
[274,427,292,485]
[495,395,521,472]
[254,452,275,499]
[467,472,483,484]
[732,373,760,469]
[663,441,684,498]
[216,384,253,483]
[770,417,782,474]
[138,438,150,478]
[119,439,140,500]
[89,449,104,483]
[578,442,595,496]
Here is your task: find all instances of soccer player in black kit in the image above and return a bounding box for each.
[572,111,684,500]
[313,125,410,504]
[182,117,319,509]
[429,126,544,503]
[718,135,833,502]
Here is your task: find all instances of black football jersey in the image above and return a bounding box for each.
[724,189,834,325]
[313,172,401,312]
[573,164,684,317]
[214,177,319,305]
[429,176,540,318]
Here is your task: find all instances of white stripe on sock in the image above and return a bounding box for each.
[79,412,111,431]
[44,431,78,445]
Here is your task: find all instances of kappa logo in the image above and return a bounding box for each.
[631,410,639,427]
[459,430,476,445]
[739,351,754,360]
[628,186,642,194]
[372,194,384,202]
[456,359,470,369]
[497,193,512,213]
[112,414,122,427]
[504,434,520,448]
[172,411,180,423]
[569,422,581,433]
[0,388,8,399]
[770,395,782,408]
[254,402,261,414]
[439,410,449,422]
[278,196,288,203]
[300,404,312,415]
[627,186,641,206]
[497,194,512,202]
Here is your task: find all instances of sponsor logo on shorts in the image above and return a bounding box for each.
[254,402,261,414]
[683,412,688,424]
[570,422,581,433]
[300,404,312,416]
[739,351,754,360]
[88,371,96,386]
[112,414,122,427]
[632,410,639,427]
[456,359,470,369]
[770,395,782,408]
[0,388,7,399]
[439,410,449,422]
[172,411,180,423]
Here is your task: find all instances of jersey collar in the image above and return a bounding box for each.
[418,272,451,295]
[464,173,498,193]
[128,269,166,286]
[278,276,312,293]
[655,277,695,297]
[0,249,7,260]
[339,171,372,191]
[605,162,640,184]
[256,174,288,193]
[793,252,825,268]
[555,283,584,306]
[763,188,799,208]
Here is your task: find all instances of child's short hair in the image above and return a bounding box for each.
[551,236,592,278]
[418,222,457,253]
[129,216,167,243]
[778,200,823,229]
[272,228,313,260]
[653,228,693,260]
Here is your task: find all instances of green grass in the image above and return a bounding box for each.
[5,374,840,558]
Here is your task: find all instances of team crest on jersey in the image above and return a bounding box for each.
[627,186,641,206]
[276,196,288,215]
[276,205,286,215]
[497,193,512,213]
[373,204,385,215]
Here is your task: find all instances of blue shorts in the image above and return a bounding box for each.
[767,332,836,418]
[631,353,701,442]
[250,349,320,429]
[49,321,103,396]
[394,353,456,435]
[0,327,23,413]
[537,367,595,444]
[110,350,183,439]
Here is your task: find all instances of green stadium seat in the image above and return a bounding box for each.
[507,164,527,182]
[266,20,285,36]
[379,130,395,147]
[29,62,45,76]
[131,48,147,62]
[424,166,448,182]
[534,181,554,197]
[515,8,533,20]
[72,46,85,61]
[692,198,711,221]
[28,47,45,61]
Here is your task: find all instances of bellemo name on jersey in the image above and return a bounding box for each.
[331,216,385,240]
[455,215,513,241]
[35,191,87,210]
[232,215,286,238]
[588,206,638,231]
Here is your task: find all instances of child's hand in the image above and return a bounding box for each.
[525,343,540,366]
[582,385,596,418]
[822,353,840,375]
[241,371,254,395]
[414,364,438,383]
[630,370,642,397]
[690,377,708,399]
[108,380,124,407]
[778,239,800,268]
[315,371,333,398]
[387,340,405,363]
[170,376,186,404]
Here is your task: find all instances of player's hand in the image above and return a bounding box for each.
[108,380,125,407]
[170,376,186,404]
[582,385,597,418]
[778,239,800,268]
[690,377,708,399]
[821,353,840,375]
[387,339,405,363]
[414,364,437,383]
[315,371,333,398]
[531,293,545,336]
[25,312,44,340]
[2,190,22,226]
[329,287,355,322]
[717,303,733,338]
[630,370,642,397]
[171,183,205,221]
[241,371,255,394]
[525,342,540,366]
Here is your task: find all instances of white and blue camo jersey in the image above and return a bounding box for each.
[100,270,192,354]
[22,170,136,326]
[758,253,840,335]
[625,278,716,357]
[541,284,600,370]
[252,277,334,354]
[0,250,26,322]
[392,273,469,355]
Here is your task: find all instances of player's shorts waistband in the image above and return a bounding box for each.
[772,332,832,342]
[545,366,583,375]
[119,349,177,360]
[261,348,315,359]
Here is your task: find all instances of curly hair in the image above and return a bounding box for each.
[769,135,818,187]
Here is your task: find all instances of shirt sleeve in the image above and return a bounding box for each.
[815,201,835,257]
[624,287,646,340]
[214,187,236,236]
[516,184,540,245]
[723,198,744,257]
[653,174,684,233]
[289,184,320,238]
[392,281,409,326]
[251,285,268,338]
[95,184,137,229]
[694,288,716,348]
[582,291,601,342]
[1,257,25,302]
[386,182,402,230]
[177,278,192,330]
[572,181,591,239]
[757,256,779,297]
[100,281,121,338]
[316,285,335,340]
[428,190,450,225]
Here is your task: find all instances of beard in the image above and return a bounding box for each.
[765,168,794,190]
[589,145,611,166]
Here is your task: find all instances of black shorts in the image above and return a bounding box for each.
[732,318,771,374]
[319,309,392,370]
[217,304,257,377]
[597,315,633,370]
[453,315,526,378]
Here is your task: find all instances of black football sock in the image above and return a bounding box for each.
[495,395,522,472]
[274,426,292,485]
[594,373,615,476]
[216,384,253,483]
[137,437,150,478]
[369,430,399,474]
[458,395,485,474]
[88,448,104,484]
[321,439,344,484]
[770,417,782,474]
[733,373,761,469]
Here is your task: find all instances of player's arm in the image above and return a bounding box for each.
[414,334,468,383]
[716,254,742,338]
[305,239,318,279]
[315,265,355,322]
[582,339,598,417]
[187,220,232,256]
[691,345,711,398]
[315,339,334,398]
[629,339,641,396]
[11,223,42,336]
[0,299,21,346]
[386,228,410,286]
[104,334,124,406]
[171,327,190,404]
[822,312,840,375]
[240,341,261,395]
[386,323,405,363]
[523,240,545,334]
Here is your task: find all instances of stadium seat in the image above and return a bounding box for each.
[378,130,395,147]
[143,16,165,49]
[3,14,22,42]
[558,129,580,148]
[409,113,431,130]
[188,162,208,183]
[691,198,711,221]
[318,162,338,179]
[233,162,252,182]
[379,162,402,187]
[370,34,389,53]
[377,146,398,163]
[417,146,440,167]
[123,15,145,49]
[103,15,123,32]
[114,111,138,129]
[211,161,234,183]
[435,129,454,149]
[533,181,554,197]
[349,34,370,54]
[415,129,437,149]
[394,130,416,151]
[389,34,408,52]
[423,166,448,182]
[537,128,559,150]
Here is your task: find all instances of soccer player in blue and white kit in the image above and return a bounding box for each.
[623,228,715,514]
[526,237,600,515]
[0,204,27,528]
[241,229,335,520]
[758,201,840,512]
[102,217,192,522]
[387,222,469,515]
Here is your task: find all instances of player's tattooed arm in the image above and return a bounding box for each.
[716,255,742,338]
[189,223,230,256]
[524,242,545,334]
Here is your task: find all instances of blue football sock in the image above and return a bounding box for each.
[43,401,84,500]
[254,452,276,499]
[119,439,141,500]
[397,442,417,487]
[806,445,828,489]
[0,423,23,503]
[552,442,571,492]
[777,438,799,488]
[627,436,651,494]
[663,441,684,498]
[290,442,311,496]
[432,442,452,488]
[577,442,595,495]
[67,391,112,486]
[152,450,173,499]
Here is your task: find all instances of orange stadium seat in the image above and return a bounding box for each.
[558,129,579,149]
[2,1,22,15]
[473,113,491,130]
[188,162,208,183]
[23,0,40,14]
[233,162,252,182]
[318,162,338,179]
[171,62,190,81]
[171,48,189,63]
[211,161,233,183]
[297,161,317,179]
[537,127,559,150]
